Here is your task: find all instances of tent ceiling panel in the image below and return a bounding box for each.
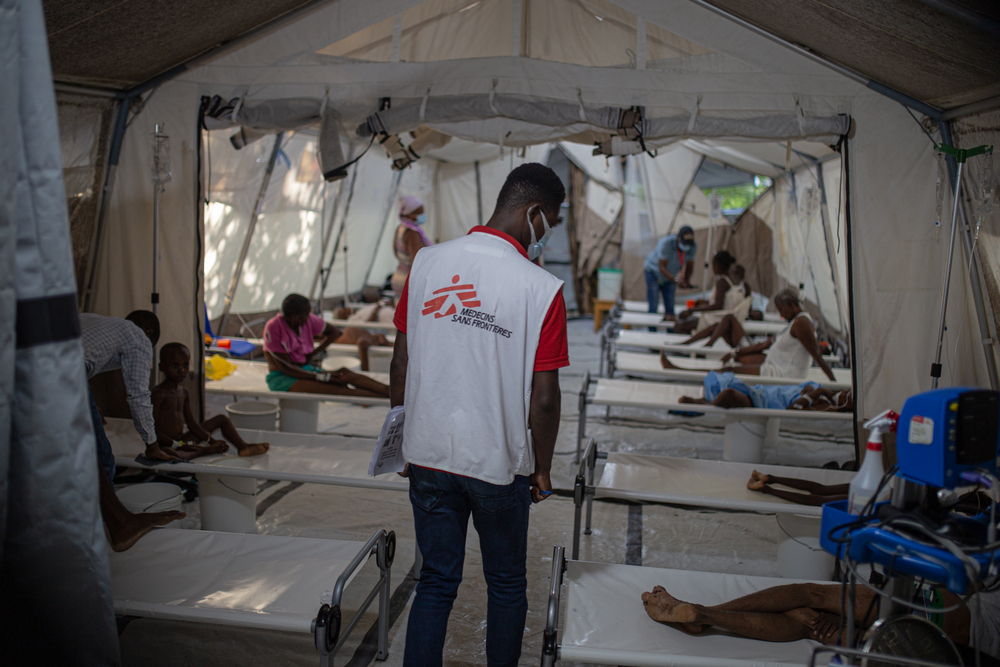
[43,0,318,88]
[692,159,756,189]
[701,0,1000,110]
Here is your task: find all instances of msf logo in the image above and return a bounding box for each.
[422,274,481,318]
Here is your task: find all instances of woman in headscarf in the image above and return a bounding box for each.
[390,195,433,298]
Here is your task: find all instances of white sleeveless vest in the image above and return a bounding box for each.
[761,312,813,379]
[402,231,564,485]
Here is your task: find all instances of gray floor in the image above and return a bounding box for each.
[119,318,855,666]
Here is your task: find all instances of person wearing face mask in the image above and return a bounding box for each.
[390,163,569,667]
[643,224,697,321]
[390,195,433,298]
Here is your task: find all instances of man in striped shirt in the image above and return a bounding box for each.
[81,311,185,551]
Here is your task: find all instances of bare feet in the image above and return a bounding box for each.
[747,470,770,491]
[237,442,270,457]
[659,351,679,369]
[785,608,841,643]
[642,586,700,627]
[107,510,186,552]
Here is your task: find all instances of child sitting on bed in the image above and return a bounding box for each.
[152,343,270,458]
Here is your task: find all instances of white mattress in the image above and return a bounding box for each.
[206,359,390,405]
[597,453,853,516]
[328,318,397,332]
[591,378,852,422]
[616,312,788,336]
[622,299,685,315]
[561,560,820,666]
[616,330,731,354]
[106,418,407,490]
[614,351,853,390]
[110,529,365,632]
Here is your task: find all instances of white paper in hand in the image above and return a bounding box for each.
[370,406,406,476]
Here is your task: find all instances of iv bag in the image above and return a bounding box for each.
[152,123,172,186]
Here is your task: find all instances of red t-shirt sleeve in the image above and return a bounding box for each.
[393,276,410,334]
[534,290,569,372]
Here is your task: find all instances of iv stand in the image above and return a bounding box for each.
[930,142,992,389]
[151,123,172,314]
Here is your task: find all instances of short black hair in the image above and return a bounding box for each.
[494,163,565,216]
[281,293,311,317]
[125,310,160,345]
[713,250,736,273]
[159,342,190,362]
[774,287,800,307]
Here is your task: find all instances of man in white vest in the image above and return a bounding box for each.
[390,163,569,666]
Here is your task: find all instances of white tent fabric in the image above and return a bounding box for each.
[80,0,998,423]
[3,0,118,662]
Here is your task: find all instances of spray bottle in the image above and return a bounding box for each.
[848,409,899,515]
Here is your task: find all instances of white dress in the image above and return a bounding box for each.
[699,278,752,328]
[760,312,813,378]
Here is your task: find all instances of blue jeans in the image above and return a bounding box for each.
[644,268,676,328]
[404,466,531,667]
[88,391,116,483]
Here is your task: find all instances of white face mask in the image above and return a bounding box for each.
[526,206,552,261]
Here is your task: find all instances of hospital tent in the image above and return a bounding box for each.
[44,0,1000,430]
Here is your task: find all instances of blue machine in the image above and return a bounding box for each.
[821,388,1000,594]
[897,387,999,489]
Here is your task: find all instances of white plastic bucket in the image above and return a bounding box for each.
[226,400,278,431]
[279,397,319,433]
[778,536,835,581]
[723,420,765,462]
[117,483,184,529]
[597,268,622,301]
[321,354,362,371]
[198,458,257,534]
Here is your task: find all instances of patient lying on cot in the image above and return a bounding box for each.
[662,288,837,382]
[639,582,995,656]
[330,301,394,371]
[678,370,851,411]
[263,293,390,398]
[152,343,270,458]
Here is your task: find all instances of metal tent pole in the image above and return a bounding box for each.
[308,180,344,305]
[218,132,285,334]
[930,159,964,389]
[317,164,358,304]
[937,124,999,388]
[363,170,402,288]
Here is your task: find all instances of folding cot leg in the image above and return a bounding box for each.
[575,372,591,464]
[584,444,601,537]
[375,531,394,661]
[541,546,566,667]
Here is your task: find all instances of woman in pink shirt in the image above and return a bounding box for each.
[262,294,390,397]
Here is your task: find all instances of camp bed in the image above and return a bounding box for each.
[610,350,852,391]
[570,439,852,559]
[575,372,853,462]
[111,528,395,666]
[614,310,790,336]
[107,419,407,533]
[541,546,821,666]
[327,318,397,333]
[622,299,784,323]
[206,358,389,432]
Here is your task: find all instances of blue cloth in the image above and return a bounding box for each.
[644,269,676,328]
[89,390,116,483]
[404,465,531,667]
[643,234,696,277]
[704,371,818,409]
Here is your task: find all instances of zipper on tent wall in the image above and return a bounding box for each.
[840,134,863,464]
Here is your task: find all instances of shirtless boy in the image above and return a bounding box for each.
[152,343,269,457]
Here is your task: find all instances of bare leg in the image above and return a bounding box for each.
[202,414,269,456]
[766,474,849,497]
[710,315,747,348]
[290,375,389,398]
[99,474,185,552]
[331,368,391,396]
[643,583,878,640]
[357,338,372,372]
[678,396,709,404]
[681,323,715,345]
